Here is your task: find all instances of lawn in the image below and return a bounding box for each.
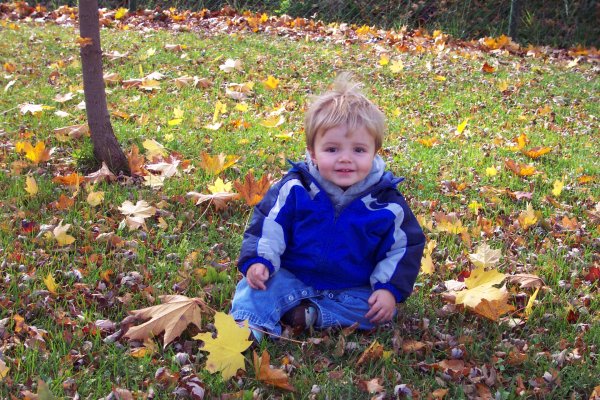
[0,4,598,398]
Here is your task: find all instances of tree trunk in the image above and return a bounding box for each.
[508,0,522,39]
[79,0,130,175]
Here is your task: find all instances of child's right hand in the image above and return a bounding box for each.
[246,263,270,290]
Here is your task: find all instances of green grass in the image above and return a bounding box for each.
[0,11,599,399]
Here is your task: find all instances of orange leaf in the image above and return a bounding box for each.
[481,62,496,73]
[50,194,75,210]
[76,37,93,47]
[233,172,272,206]
[127,144,146,176]
[472,297,515,321]
[505,159,536,177]
[253,350,296,391]
[522,146,552,159]
[52,173,84,187]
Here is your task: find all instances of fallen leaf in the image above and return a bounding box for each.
[86,191,104,206]
[468,243,501,268]
[118,200,156,230]
[522,146,552,159]
[43,273,58,294]
[525,288,540,317]
[52,173,84,187]
[53,124,89,141]
[219,58,243,73]
[25,176,38,196]
[253,350,296,391]
[0,360,9,381]
[187,191,238,211]
[199,152,238,175]
[356,340,384,367]
[142,139,168,159]
[85,162,117,183]
[552,180,564,196]
[358,377,385,394]
[262,75,279,90]
[194,312,253,379]
[124,295,204,348]
[472,295,515,321]
[233,171,272,206]
[518,203,538,230]
[53,220,75,246]
[505,274,544,288]
[505,159,536,177]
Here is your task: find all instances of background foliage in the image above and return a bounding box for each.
[43,0,600,48]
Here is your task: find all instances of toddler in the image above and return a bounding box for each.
[230,73,426,340]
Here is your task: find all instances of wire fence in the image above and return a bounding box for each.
[44,0,600,48]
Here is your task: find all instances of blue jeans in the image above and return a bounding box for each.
[230,268,382,336]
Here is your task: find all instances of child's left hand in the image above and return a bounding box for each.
[365,289,396,324]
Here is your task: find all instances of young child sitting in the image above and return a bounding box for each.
[230,73,426,341]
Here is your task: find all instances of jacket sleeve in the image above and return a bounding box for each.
[237,175,300,276]
[370,193,426,303]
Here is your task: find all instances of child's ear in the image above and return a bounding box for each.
[307,147,316,163]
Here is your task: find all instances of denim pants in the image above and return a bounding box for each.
[230,268,380,336]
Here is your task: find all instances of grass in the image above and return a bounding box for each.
[0,9,599,399]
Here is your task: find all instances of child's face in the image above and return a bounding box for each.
[309,124,376,189]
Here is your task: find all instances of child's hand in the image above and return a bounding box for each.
[365,289,396,324]
[246,263,270,290]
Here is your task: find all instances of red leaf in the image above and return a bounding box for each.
[584,267,600,283]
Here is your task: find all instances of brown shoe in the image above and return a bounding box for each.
[281,302,317,330]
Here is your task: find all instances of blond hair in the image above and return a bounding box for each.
[304,72,385,151]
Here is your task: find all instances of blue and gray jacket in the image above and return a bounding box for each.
[237,158,426,303]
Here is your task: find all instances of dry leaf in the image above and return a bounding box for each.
[356,340,384,367]
[53,220,75,246]
[505,274,544,288]
[468,243,501,268]
[124,295,204,348]
[43,273,58,294]
[505,159,536,177]
[53,124,89,142]
[25,176,38,196]
[85,162,117,183]
[253,350,296,391]
[194,312,253,379]
[233,171,272,206]
[199,152,238,175]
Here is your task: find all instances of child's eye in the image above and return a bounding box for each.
[354,147,366,153]
[325,147,337,152]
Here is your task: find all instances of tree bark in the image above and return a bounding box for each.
[79,0,130,175]
[508,0,522,39]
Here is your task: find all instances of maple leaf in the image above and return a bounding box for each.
[389,59,404,73]
[16,141,52,164]
[552,180,564,196]
[208,178,232,194]
[522,146,552,159]
[219,58,243,73]
[505,159,536,177]
[19,103,45,116]
[456,118,469,135]
[358,377,385,394]
[85,162,117,183]
[233,171,272,206]
[147,159,180,178]
[127,144,146,176]
[356,340,384,367]
[52,173,84,187]
[472,295,515,320]
[253,350,296,391]
[518,203,538,230]
[468,243,501,268]
[124,295,204,348]
[199,152,238,175]
[25,176,38,196]
[143,139,168,159]
[260,115,285,128]
[481,62,496,73]
[262,75,279,90]
[505,274,545,288]
[194,312,253,379]
[53,124,89,142]
[118,200,156,230]
[86,191,104,206]
[420,240,436,275]
[187,191,238,211]
[53,220,75,246]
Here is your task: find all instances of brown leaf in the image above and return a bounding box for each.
[505,159,536,177]
[472,297,515,321]
[53,124,89,142]
[233,171,272,206]
[123,295,204,348]
[505,274,545,288]
[522,146,552,159]
[357,377,385,394]
[356,340,384,367]
[50,194,75,210]
[253,350,296,391]
[52,173,84,187]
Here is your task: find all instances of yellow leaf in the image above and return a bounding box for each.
[525,287,540,317]
[420,252,434,275]
[53,220,75,246]
[468,243,502,269]
[0,359,9,381]
[259,115,284,128]
[378,54,390,66]
[199,152,238,175]
[262,75,279,90]
[434,75,446,81]
[456,118,469,135]
[25,176,38,196]
[21,141,51,164]
[173,107,184,119]
[456,284,506,309]
[235,102,249,112]
[44,273,58,294]
[212,100,227,123]
[552,180,564,197]
[208,178,232,194]
[485,167,498,177]
[167,118,182,126]
[468,201,482,213]
[465,266,505,289]
[86,191,104,206]
[498,80,509,91]
[115,7,128,19]
[389,59,404,73]
[518,203,538,230]
[194,312,253,379]
[142,139,168,159]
